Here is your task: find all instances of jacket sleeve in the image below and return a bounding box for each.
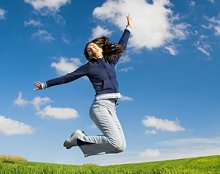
[46,64,88,88]
[111,28,131,65]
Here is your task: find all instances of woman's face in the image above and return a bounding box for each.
[86,43,103,59]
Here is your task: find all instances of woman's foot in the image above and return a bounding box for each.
[63,129,85,149]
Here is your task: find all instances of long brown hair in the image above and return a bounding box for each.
[84,36,125,61]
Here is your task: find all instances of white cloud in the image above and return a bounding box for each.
[14,92,28,107]
[172,22,189,40]
[37,105,79,120]
[24,0,70,13]
[91,25,112,40]
[197,46,210,57]
[50,14,66,25]
[24,19,43,27]
[62,34,71,44]
[31,96,52,110]
[0,7,5,20]
[195,41,211,57]
[145,129,157,135]
[118,55,131,64]
[214,25,220,35]
[140,149,160,158]
[14,92,79,120]
[120,95,134,101]
[120,67,133,73]
[142,116,185,132]
[0,115,34,135]
[32,29,55,42]
[93,0,188,50]
[51,57,82,75]
[206,14,220,36]
[14,92,52,110]
[165,45,177,56]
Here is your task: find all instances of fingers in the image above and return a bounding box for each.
[126,14,131,21]
[126,14,133,28]
[34,81,42,90]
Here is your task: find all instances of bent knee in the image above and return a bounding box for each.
[117,143,126,153]
[111,141,126,153]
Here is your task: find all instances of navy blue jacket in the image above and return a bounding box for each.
[46,29,130,96]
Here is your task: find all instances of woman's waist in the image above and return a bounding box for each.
[95,92,121,100]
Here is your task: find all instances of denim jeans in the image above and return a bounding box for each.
[79,98,126,157]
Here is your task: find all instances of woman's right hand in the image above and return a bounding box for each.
[34,81,45,90]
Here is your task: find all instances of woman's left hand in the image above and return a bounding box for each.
[126,14,133,28]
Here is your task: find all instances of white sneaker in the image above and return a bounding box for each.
[63,129,85,149]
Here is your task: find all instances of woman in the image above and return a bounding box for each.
[34,15,133,157]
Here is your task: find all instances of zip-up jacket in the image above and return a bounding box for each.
[46,28,131,96]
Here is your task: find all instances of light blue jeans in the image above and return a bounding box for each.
[79,98,126,157]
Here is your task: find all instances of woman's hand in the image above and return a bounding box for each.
[34,81,46,90]
[126,14,133,28]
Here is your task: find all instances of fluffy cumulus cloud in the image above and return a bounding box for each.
[93,0,188,51]
[51,57,82,75]
[32,29,55,42]
[37,105,79,120]
[24,0,71,13]
[0,115,34,135]
[14,92,78,120]
[32,96,52,110]
[142,116,185,134]
[14,92,28,107]
[14,92,52,110]
[0,7,5,20]
[91,25,112,40]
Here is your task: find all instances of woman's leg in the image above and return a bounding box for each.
[78,99,126,157]
[106,101,126,151]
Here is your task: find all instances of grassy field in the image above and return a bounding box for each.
[0,155,220,174]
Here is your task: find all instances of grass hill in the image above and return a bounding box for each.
[0,155,220,174]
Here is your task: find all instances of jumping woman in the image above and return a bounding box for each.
[34,15,133,157]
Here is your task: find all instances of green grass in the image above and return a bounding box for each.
[0,155,220,174]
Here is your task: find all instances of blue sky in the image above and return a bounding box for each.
[0,0,220,165]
